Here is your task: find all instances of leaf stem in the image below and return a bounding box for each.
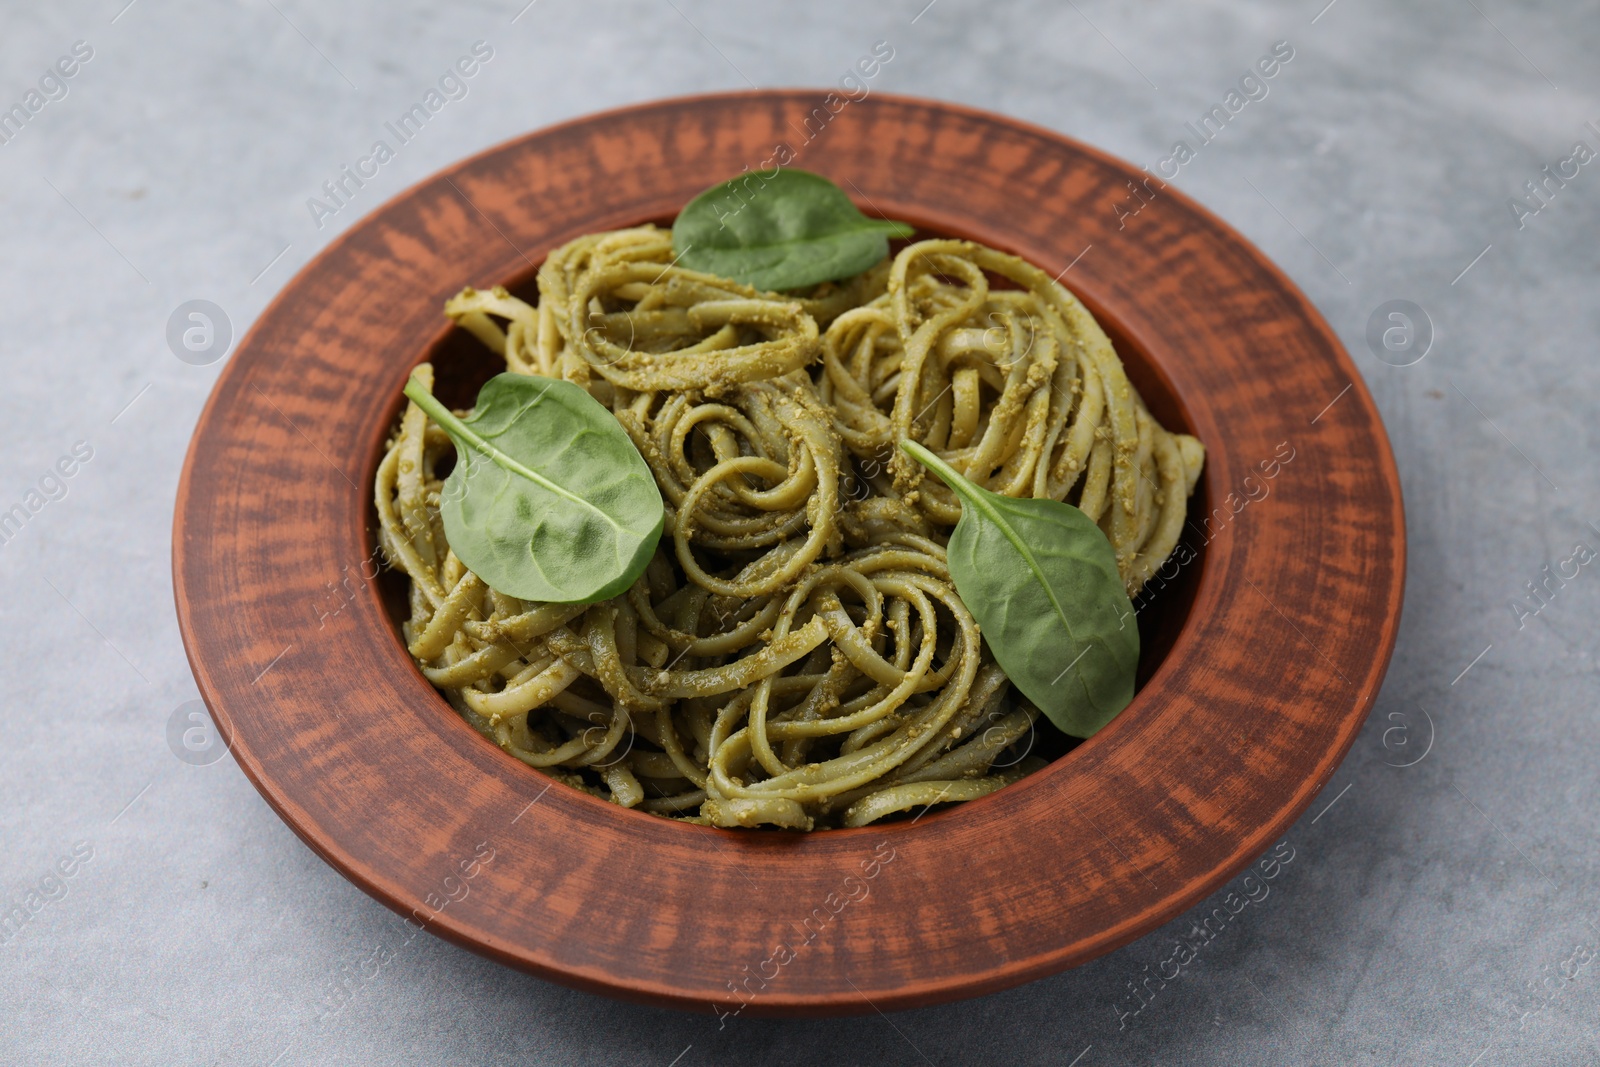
[899,438,1082,642]
[403,371,601,516]
[403,371,469,438]
[898,439,969,502]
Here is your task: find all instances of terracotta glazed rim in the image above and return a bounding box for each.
[173,91,1404,1015]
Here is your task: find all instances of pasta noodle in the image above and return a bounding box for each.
[375,226,1203,829]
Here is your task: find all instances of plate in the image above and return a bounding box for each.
[173,92,1404,1015]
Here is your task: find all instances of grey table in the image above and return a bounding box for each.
[3,1,1596,1063]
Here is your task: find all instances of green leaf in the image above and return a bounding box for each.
[900,440,1139,738]
[672,169,915,292]
[403,372,664,605]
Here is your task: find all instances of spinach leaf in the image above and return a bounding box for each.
[403,372,663,605]
[672,169,914,292]
[900,440,1139,738]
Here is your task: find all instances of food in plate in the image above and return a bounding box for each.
[374,170,1203,829]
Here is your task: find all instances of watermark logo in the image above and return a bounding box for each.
[1510,539,1595,630]
[307,42,495,230]
[1365,299,1432,367]
[167,700,231,766]
[1114,40,1297,228]
[1111,840,1296,1030]
[0,439,93,550]
[1507,124,1598,230]
[1518,939,1596,1032]
[0,840,95,948]
[0,40,94,148]
[166,300,233,366]
[582,307,635,367]
[1380,705,1434,768]
[712,840,897,1028]
[700,40,895,232]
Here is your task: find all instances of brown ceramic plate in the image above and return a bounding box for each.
[173,92,1403,1015]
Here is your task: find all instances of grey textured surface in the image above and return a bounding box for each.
[2,0,1597,1063]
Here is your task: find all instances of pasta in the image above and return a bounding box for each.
[375,226,1203,829]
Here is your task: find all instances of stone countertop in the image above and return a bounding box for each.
[2,1,1597,1064]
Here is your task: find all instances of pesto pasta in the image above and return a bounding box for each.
[375,225,1203,829]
